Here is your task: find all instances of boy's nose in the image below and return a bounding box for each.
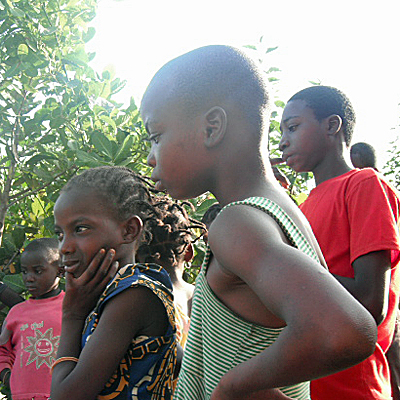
[59,236,74,255]
[147,147,156,168]
[25,273,35,283]
[279,136,289,151]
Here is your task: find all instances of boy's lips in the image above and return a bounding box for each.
[282,154,293,165]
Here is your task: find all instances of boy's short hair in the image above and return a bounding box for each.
[350,142,378,169]
[144,45,271,136]
[24,238,59,255]
[23,238,60,266]
[288,86,356,147]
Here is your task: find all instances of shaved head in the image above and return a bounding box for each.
[142,45,271,135]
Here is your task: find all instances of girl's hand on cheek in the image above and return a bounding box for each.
[62,249,119,320]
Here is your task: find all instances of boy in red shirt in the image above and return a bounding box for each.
[279,85,400,400]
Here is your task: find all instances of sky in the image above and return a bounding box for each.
[87,0,400,168]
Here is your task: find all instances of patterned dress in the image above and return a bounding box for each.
[175,197,319,400]
[82,263,177,400]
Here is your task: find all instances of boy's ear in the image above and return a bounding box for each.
[122,215,143,244]
[326,114,342,136]
[203,106,227,148]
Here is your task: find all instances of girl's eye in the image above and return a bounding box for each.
[76,226,89,233]
[36,269,42,275]
[21,270,27,275]
[288,125,298,132]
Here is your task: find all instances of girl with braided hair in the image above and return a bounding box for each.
[137,195,205,349]
[51,166,177,400]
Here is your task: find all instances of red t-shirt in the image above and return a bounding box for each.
[0,292,64,400]
[300,169,400,400]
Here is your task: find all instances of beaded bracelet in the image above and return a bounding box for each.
[51,356,79,374]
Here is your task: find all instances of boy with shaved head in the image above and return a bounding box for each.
[141,45,378,400]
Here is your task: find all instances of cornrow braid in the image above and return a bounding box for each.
[137,195,206,268]
[60,166,158,238]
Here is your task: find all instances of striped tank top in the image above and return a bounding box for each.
[175,197,319,400]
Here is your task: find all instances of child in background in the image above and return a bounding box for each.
[350,141,399,399]
[0,237,64,400]
[350,141,379,171]
[141,45,378,400]
[279,85,400,400]
[50,166,176,400]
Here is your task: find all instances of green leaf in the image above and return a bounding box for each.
[31,197,45,217]
[113,134,134,165]
[42,27,58,36]
[266,46,278,54]
[99,115,117,132]
[11,227,25,249]
[91,132,113,158]
[75,149,106,167]
[26,153,58,166]
[9,7,25,18]
[3,274,25,293]
[17,43,28,56]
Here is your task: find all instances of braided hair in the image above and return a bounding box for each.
[137,195,205,268]
[60,166,157,243]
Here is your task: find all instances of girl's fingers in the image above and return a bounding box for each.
[80,248,113,285]
[99,261,119,288]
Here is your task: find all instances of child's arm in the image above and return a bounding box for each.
[0,282,24,308]
[333,251,391,325]
[0,331,14,389]
[51,251,168,400]
[208,206,377,400]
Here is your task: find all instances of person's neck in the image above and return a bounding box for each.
[313,154,352,186]
[35,286,61,300]
[212,154,274,206]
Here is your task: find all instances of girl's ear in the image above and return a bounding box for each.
[183,242,194,263]
[122,215,143,243]
[203,106,227,148]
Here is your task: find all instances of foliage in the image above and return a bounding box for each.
[246,37,313,204]
[0,0,150,276]
[0,0,152,352]
[383,135,400,190]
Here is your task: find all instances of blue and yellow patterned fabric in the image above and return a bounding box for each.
[82,263,177,400]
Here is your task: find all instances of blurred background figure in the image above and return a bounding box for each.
[350,142,379,171]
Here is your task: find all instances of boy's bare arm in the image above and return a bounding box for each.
[208,206,377,399]
[333,250,392,325]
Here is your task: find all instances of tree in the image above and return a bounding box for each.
[0,0,151,282]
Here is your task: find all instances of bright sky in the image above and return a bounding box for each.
[88,0,400,167]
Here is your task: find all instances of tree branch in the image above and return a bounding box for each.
[7,167,78,207]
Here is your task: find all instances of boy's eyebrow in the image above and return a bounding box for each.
[280,115,300,132]
[281,115,300,125]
